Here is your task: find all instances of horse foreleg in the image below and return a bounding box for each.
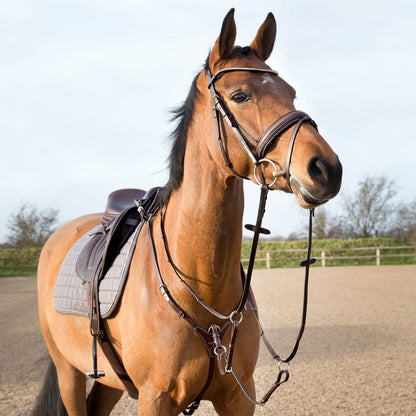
[54,358,88,416]
[87,382,124,416]
[211,377,256,416]
[137,384,179,416]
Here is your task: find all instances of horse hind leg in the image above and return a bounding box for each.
[87,382,124,416]
[31,358,68,416]
[55,358,122,416]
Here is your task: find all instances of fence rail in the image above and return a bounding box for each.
[0,255,39,276]
[241,246,416,268]
[1,246,415,276]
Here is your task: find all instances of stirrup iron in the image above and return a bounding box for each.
[86,334,105,379]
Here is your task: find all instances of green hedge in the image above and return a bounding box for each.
[1,238,415,276]
[0,247,42,277]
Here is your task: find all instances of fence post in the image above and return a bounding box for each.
[266,251,271,269]
[376,248,380,266]
[321,250,326,267]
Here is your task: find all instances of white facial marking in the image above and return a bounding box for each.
[262,74,274,85]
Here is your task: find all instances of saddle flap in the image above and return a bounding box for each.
[76,207,140,283]
[75,187,161,283]
[75,231,107,282]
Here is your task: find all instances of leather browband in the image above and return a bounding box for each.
[207,67,279,88]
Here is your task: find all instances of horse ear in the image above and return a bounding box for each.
[250,12,276,61]
[210,9,236,66]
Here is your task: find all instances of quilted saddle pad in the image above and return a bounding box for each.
[53,223,142,319]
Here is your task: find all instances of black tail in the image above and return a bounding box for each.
[31,358,68,416]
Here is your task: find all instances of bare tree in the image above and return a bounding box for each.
[340,175,398,238]
[289,176,414,241]
[388,199,416,243]
[312,208,328,239]
[6,203,59,248]
[313,207,344,239]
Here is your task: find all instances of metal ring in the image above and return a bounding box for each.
[229,311,244,324]
[214,345,227,356]
[253,158,279,187]
[278,360,290,373]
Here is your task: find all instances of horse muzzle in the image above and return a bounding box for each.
[290,155,343,208]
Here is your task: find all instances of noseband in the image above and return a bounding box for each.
[207,67,318,188]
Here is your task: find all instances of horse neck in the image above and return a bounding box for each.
[162,123,245,310]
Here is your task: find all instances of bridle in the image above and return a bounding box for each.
[145,65,319,414]
[206,66,318,188]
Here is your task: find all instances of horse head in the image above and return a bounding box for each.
[204,9,342,208]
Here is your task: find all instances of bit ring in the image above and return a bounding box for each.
[254,159,280,187]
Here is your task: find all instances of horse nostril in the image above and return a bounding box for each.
[307,156,330,185]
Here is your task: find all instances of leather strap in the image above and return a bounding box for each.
[256,111,317,159]
[238,209,316,405]
[235,185,269,315]
[148,219,233,339]
[146,199,316,409]
[97,333,138,398]
[206,67,318,184]
[182,358,215,415]
[147,220,231,414]
[207,67,279,88]
[85,190,162,398]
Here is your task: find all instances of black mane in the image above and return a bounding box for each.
[158,47,251,206]
[158,63,206,206]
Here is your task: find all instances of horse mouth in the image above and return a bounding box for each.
[290,177,329,209]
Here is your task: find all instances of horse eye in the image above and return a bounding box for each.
[231,92,248,104]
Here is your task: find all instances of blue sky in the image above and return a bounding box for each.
[1,0,415,241]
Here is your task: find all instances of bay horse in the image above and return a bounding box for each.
[34,9,342,416]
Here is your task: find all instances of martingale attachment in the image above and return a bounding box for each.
[145,64,320,406]
[145,179,317,408]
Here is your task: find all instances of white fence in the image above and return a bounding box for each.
[242,246,416,268]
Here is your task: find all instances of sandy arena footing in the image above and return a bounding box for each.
[1,265,415,415]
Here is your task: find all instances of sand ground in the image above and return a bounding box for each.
[1,265,415,415]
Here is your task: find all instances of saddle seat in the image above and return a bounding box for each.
[76,187,160,283]
[102,188,147,224]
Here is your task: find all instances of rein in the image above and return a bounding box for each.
[145,66,319,413]
[147,192,316,412]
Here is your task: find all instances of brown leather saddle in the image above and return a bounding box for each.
[76,187,160,284]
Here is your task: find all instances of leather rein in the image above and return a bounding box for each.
[145,67,318,414]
